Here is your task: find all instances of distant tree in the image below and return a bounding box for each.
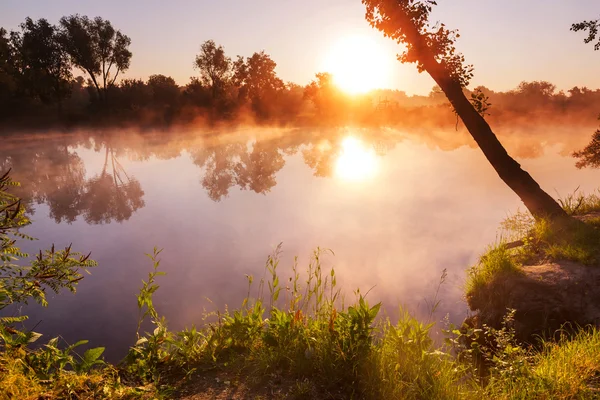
[194,40,232,101]
[59,15,132,102]
[117,78,152,111]
[11,18,72,107]
[572,18,600,50]
[362,0,566,219]
[304,72,347,123]
[276,82,305,122]
[147,74,180,107]
[233,51,284,117]
[183,76,211,107]
[0,28,17,111]
[515,81,556,99]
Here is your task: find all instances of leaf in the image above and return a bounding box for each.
[80,347,105,371]
[370,302,382,319]
[68,339,89,350]
[27,331,43,343]
[135,337,148,346]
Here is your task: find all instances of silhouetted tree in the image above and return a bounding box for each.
[362,0,566,219]
[194,40,231,101]
[233,51,284,118]
[0,28,18,115]
[572,18,600,50]
[183,77,211,108]
[147,74,180,107]
[59,15,131,102]
[10,18,72,108]
[117,78,152,111]
[304,72,347,123]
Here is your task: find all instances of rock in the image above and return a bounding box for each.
[466,261,600,342]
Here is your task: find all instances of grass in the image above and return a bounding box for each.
[466,188,600,303]
[0,245,475,399]
[465,244,522,301]
[484,329,600,399]
[557,187,600,216]
[124,246,474,399]
[3,244,600,399]
[0,351,153,399]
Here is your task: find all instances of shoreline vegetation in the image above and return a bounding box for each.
[2,16,600,133]
[2,172,600,399]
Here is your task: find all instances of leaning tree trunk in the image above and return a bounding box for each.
[423,55,567,220]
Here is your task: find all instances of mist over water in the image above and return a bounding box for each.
[4,126,599,361]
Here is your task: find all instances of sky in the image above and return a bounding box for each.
[1,0,600,95]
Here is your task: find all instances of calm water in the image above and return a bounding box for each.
[2,126,598,361]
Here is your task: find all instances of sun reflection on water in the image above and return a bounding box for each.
[335,137,379,181]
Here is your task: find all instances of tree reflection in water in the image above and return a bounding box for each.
[0,134,144,224]
[0,125,586,224]
[80,146,145,224]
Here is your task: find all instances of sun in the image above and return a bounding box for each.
[323,35,392,94]
[335,137,379,181]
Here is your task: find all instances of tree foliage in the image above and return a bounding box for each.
[0,170,97,335]
[11,18,72,105]
[572,18,600,51]
[363,0,473,87]
[194,40,232,100]
[58,15,132,100]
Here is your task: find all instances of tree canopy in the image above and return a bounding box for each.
[59,15,132,100]
[194,40,232,100]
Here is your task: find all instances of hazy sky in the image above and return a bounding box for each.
[2,0,600,95]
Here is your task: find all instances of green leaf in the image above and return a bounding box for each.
[81,347,105,370]
[69,339,89,350]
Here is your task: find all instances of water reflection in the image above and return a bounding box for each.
[0,136,144,224]
[4,122,600,231]
[0,125,594,221]
[335,137,379,181]
[80,146,145,224]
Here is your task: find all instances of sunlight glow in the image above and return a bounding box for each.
[324,35,391,94]
[335,137,379,181]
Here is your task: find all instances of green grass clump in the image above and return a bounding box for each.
[125,246,472,399]
[506,216,600,266]
[0,349,153,399]
[484,329,600,399]
[465,244,522,300]
[364,310,473,399]
[557,188,600,216]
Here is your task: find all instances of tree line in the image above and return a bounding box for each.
[2,15,600,130]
